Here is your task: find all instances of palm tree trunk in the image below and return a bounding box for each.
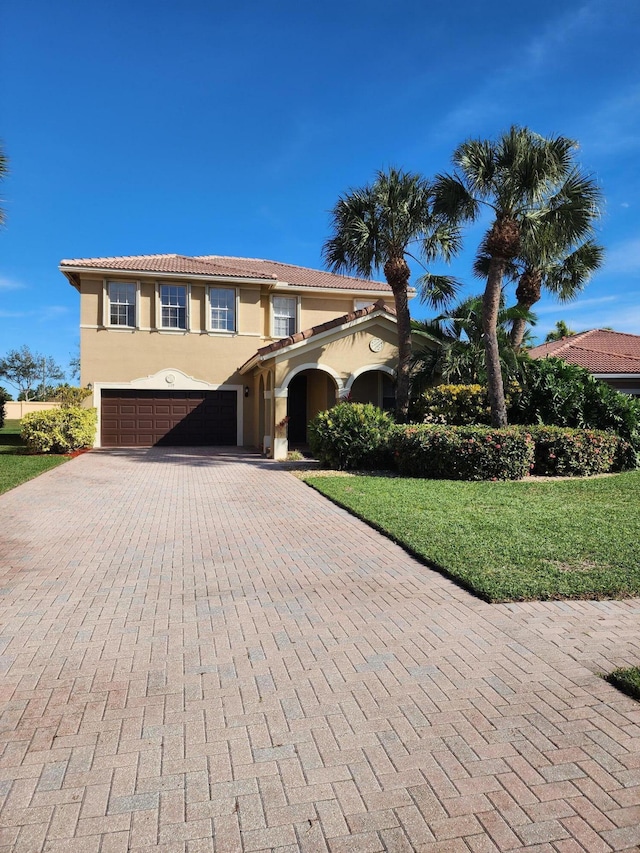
[510,315,528,350]
[384,257,412,422]
[392,283,412,422]
[483,259,508,427]
[510,268,542,349]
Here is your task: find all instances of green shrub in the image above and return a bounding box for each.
[390,425,534,481]
[49,385,93,407]
[21,407,97,453]
[411,384,491,425]
[513,358,640,447]
[308,402,394,470]
[0,386,11,429]
[527,425,635,476]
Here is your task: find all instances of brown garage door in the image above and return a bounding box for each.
[101,390,237,447]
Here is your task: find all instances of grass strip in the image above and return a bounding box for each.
[606,667,640,702]
[0,420,67,495]
[304,472,640,602]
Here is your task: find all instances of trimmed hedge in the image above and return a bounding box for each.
[21,407,97,453]
[390,425,534,481]
[308,402,394,470]
[527,425,636,476]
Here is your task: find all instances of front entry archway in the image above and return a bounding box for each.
[286,368,339,447]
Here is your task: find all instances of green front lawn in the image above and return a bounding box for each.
[304,472,640,602]
[0,420,67,495]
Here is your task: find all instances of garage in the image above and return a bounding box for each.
[101,390,237,447]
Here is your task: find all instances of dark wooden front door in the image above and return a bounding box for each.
[101,390,237,447]
[287,374,308,444]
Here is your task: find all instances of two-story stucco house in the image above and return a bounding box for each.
[60,254,412,459]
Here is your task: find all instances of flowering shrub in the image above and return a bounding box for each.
[527,425,636,476]
[21,407,97,453]
[411,384,491,425]
[389,425,534,481]
[307,402,394,470]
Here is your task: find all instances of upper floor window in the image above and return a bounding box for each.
[109,282,136,327]
[273,296,297,337]
[354,299,374,311]
[209,287,236,332]
[160,285,187,329]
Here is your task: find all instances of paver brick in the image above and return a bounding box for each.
[0,448,638,852]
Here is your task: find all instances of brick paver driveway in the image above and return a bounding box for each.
[0,449,639,852]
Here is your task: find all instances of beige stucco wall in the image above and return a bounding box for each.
[5,401,62,419]
[272,321,399,389]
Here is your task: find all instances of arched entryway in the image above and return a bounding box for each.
[348,367,396,411]
[285,367,340,447]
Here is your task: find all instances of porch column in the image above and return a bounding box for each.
[273,388,288,461]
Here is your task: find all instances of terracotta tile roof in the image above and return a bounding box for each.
[529,329,640,374]
[60,253,393,292]
[240,299,396,371]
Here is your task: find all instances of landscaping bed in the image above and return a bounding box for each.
[303,471,640,602]
[606,667,640,701]
[0,420,67,496]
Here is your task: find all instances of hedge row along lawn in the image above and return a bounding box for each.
[304,471,640,602]
[0,420,67,496]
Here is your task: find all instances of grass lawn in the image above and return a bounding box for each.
[304,471,640,602]
[0,420,67,496]
[606,667,640,701]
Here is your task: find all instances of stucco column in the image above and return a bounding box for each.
[273,389,288,461]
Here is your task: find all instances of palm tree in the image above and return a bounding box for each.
[509,239,603,349]
[411,294,534,391]
[323,168,461,421]
[544,319,577,342]
[433,127,602,426]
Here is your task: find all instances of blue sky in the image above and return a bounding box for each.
[2,0,639,380]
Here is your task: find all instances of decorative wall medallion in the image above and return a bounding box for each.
[165,373,176,384]
[369,337,383,353]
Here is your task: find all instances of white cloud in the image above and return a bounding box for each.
[0,275,26,290]
[602,237,640,275]
[429,1,604,145]
[535,295,617,315]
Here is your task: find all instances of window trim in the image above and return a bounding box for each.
[157,282,190,331]
[206,285,238,334]
[271,295,299,338]
[104,279,139,329]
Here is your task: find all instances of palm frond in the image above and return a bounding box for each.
[431,174,480,222]
[416,273,463,310]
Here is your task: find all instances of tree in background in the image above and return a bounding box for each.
[0,346,65,401]
[323,168,461,421]
[544,320,578,342]
[433,127,601,426]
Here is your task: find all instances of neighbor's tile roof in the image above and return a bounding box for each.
[240,299,396,369]
[529,329,640,374]
[60,253,393,292]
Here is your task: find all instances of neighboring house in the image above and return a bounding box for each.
[60,254,414,458]
[529,329,640,396]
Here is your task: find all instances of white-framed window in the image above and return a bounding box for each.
[354,299,374,311]
[273,296,297,337]
[108,281,136,327]
[209,287,236,332]
[160,284,187,329]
